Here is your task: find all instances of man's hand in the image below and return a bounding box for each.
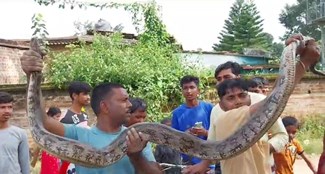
[126,128,149,156]
[300,39,321,68]
[285,34,321,69]
[190,127,208,137]
[20,50,43,75]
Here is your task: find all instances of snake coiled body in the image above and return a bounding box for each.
[27,37,324,168]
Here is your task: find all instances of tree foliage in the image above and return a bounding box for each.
[279,0,321,41]
[31,13,48,39]
[35,1,210,121]
[46,33,209,122]
[213,0,270,53]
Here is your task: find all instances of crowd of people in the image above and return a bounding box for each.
[0,34,324,174]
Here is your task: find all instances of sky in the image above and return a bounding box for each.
[0,0,298,51]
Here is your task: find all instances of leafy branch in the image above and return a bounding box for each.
[31,13,49,55]
[31,13,49,39]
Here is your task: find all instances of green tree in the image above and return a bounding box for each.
[213,0,270,53]
[46,34,209,122]
[260,32,285,59]
[33,0,210,121]
[271,42,285,58]
[139,2,176,48]
[279,0,321,41]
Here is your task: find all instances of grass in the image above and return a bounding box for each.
[296,114,325,155]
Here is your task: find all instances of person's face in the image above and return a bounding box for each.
[216,68,239,84]
[182,82,199,101]
[127,109,147,126]
[286,125,298,142]
[262,86,270,95]
[101,88,132,125]
[0,102,13,123]
[248,86,264,94]
[73,92,90,106]
[52,113,61,121]
[220,88,251,111]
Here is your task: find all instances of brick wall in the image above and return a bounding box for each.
[0,40,29,84]
[3,77,324,137]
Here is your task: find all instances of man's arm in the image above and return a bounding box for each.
[21,50,65,137]
[41,101,65,136]
[18,131,30,174]
[250,36,320,114]
[268,118,288,153]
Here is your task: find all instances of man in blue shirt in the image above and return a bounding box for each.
[20,50,162,174]
[171,75,214,166]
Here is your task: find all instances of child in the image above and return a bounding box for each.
[31,107,62,174]
[273,116,317,174]
[317,130,325,174]
[247,79,264,94]
[126,97,147,127]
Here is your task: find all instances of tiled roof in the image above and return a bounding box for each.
[1,31,181,50]
[9,32,138,46]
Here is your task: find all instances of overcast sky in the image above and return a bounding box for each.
[0,0,297,51]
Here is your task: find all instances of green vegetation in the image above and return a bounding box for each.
[213,0,271,53]
[297,114,325,154]
[45,2,211,122]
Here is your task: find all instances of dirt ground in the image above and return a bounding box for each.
[293,154,320,174]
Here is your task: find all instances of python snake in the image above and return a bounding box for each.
[27,36,325,168]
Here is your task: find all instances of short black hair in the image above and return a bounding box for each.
[0,92,14,104]
[252,77,269,86]
[180,75,199,88]
[47,107,61,117]
[129,97,147,113]
[217,78,248,98]
[90,83,124,116]
[214,61,242,79]
[68,81,91,100]
[247,79,263,88]
[282,116,299,128]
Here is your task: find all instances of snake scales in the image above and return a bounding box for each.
[27,37,325,168]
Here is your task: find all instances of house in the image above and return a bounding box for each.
[180,50,278,74]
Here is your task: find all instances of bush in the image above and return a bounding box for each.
[45,33,210,122]
[296,114,325,154]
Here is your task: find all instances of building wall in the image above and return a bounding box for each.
[181,52,270,69]
[0,42,29,84]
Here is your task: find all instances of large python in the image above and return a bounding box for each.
[27,36,325,168]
